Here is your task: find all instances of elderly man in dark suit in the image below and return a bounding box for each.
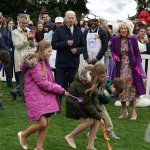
[52,10,85,103]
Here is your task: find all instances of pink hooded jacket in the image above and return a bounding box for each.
[20,54,64,121]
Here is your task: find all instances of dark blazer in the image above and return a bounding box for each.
[2,29,14,52]
[52,24,85,68]
[83,27,108,60]
[0,37,4,50]
[141,42,150,54]
[110,35,146,95]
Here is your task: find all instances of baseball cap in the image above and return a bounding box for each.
[55,17,64,23]
[17,9,27,16]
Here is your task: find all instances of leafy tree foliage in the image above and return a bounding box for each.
[135,0,150,13]
[0,0,89,23]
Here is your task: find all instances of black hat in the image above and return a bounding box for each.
[17,9,27,15]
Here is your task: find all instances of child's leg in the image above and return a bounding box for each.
[101,105,113,131]
[87,119,99,150]
[21,116,48,146]
[101,105,120,139]
[119,101,128,118]
[35,118,50,149]
[65,118,93,148]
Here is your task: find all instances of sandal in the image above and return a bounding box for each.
[119,109,128,118]
[131,114,137,120]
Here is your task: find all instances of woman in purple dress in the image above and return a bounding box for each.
[109,21,146,120]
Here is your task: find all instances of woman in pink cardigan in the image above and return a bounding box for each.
[18,40,68,150]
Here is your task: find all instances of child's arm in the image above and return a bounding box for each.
[30,64,65,95]
[97,81,114,105]
[82,95,102,120]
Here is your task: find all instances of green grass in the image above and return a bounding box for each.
[0,82,150,150]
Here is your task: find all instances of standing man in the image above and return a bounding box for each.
[42,12,54,31]
[83,17,108,65]
[52,10,84,103]
[12,15,36,101]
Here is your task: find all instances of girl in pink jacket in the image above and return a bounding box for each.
[18,40,68,150]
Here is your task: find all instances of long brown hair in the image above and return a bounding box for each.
[36,40,51,76]
[86,63,106,95]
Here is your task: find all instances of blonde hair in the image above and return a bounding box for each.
[99,20,111,34]
[37,40,52,75]
[86,63,106,95]
[117,21,133,37]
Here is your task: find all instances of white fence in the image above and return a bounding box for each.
[1,52,150,95]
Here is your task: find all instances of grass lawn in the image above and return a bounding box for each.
[0,82,150,150]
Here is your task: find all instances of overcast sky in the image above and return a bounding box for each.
[86,0,137,21]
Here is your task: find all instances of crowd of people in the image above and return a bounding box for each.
[0,7,150,150]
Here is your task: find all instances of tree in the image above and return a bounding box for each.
[135,0,150,13]
[0,0,89,23]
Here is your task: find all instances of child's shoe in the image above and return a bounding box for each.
[86,146,97,150]
[87,132,97,139]
[65,135,76,149]
[106,131,120,140]
[10,90,17,101]
[18,131,28,150]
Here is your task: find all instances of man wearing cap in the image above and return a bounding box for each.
[44,16,64,44]
[83,17,108,64]
[13,9,28,30]
[52,11,84,103]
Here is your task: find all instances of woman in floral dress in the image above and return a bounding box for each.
[109,21,146,120]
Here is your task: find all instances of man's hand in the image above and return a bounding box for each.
[27,32,35,41]
[71,48,77,54]
[86,58,92,64]
[91,58,97,65]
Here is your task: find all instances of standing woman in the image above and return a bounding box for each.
[35,21,44,43]
[2,17,14,87]
[109,21,146,120]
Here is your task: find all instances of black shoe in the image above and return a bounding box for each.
[7,83,13,87]
[0,102,4,110]
[10,91,17,101]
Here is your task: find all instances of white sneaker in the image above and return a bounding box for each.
[106,131,120,140]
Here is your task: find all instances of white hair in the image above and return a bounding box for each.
[18,15,28,23]
[65,10,76,18]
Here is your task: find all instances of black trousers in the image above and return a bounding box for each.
[56,67,78,103]
[4,51,13,86]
